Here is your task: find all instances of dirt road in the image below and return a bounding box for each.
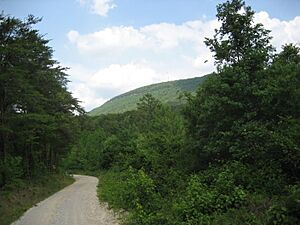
[11,175,119,225]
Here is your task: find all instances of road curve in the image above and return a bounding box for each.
[12,175,119,225]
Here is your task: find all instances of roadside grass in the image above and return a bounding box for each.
[0,173,74,225]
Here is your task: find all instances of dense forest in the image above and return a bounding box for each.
[1,0,299,224]
[0,14,83,188]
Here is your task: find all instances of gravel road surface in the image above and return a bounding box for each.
[11,175,119,225]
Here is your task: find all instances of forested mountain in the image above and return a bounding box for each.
[89,76,207,116]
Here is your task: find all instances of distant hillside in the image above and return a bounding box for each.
[89,75,208,116]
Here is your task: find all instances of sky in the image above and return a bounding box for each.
[1,0,300,111]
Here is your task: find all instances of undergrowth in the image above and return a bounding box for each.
[0,173,74,225]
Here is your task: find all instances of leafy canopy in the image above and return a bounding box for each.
[205,0,273,71]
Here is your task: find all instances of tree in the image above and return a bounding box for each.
[137,94,162,122]
[0,13,83,186]
[205,0,273,71]
[185,0,300,187]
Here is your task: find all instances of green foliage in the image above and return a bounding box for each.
[0,155,23,187]
[184,2,300,185]
[121,168,158,211]
[63,129,106,171]
[69,1,299,225]
[0,13,83,187]
[99,170,156,222]
[267,205,289,225]
[266,184,300,225]
[99,170,173,225]
[6,2,299,224]
[205,0,273,70]
[174,171,246,225]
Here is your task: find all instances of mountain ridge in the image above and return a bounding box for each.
[89,75,208,116]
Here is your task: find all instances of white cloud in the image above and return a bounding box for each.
[92,0,116,17]
[67,12,300,111]
[67,19,219,53]
[192,53,215,74]
[77,0,116,17]
[66,63,94,82]
[141,23,199,49]
[68,11,300,55]
[89,63,165,92]
[67,26,145,53]
[254,12,300,49]
[70,82,107,110]
[67,30,79,43]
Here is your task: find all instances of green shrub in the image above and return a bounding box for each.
[99,168,159,211]
[0,155,23,188]
[267,184,300,225]
[122,168,158,211]
[174,172,247,225]
[267,205,289,225]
